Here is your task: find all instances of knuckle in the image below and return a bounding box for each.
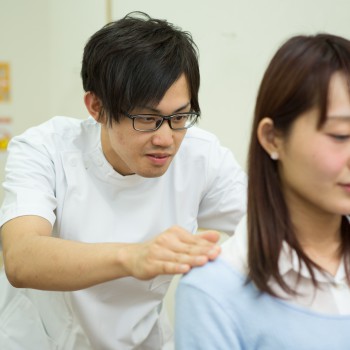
[162,262,172,274]
[154,237,165,248]
[169,225,183,235]
[174,253,185,263]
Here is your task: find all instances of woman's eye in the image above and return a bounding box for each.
[329,134,350,141]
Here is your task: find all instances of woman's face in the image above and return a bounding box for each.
[277,72,350,219]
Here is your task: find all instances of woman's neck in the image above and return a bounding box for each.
[288,202,342,276]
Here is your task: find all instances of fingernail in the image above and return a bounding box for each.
[179,264,190,273]
[195,256,207,264]
[208,246,219,256]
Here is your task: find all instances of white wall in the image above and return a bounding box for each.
[46,0,105,119]
[0,0,50,134]
[0,0,51,196]
[111,0,350,168]
[0,0,106,201]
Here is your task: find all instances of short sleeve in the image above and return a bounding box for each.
[197,141,247,236]
[0,133,57,227]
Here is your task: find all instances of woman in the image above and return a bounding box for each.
[175,33,350,349]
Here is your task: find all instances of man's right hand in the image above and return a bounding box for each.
[1,217,221,290]
[121,226,221,280]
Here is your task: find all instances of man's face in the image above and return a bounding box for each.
[101,74,190,177]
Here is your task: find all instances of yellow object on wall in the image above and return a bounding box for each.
[0,117,12,151]
[0,62,10,102]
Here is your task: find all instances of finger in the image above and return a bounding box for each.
[137,260,191,279]
[170,239,220,258]
[157,228,215,251]
[172,246,221,267]
[172,229,219,247]
[207,244,221,260]
[171,241,221,262]
[154,228,221,261]
[156,248,217,268]
[142,248,221,278]
[154,260,191,275]
[196,230,221,243]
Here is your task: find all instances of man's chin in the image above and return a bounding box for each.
[136,165,170,178]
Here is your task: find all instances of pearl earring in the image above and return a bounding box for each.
[270,151,279,160]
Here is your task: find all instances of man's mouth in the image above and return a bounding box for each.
[147,153,171,165]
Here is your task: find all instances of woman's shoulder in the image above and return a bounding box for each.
[179,216,249,295]
[179,256,247,300]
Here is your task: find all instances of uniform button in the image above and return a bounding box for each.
[96,158,103,166]
[84,160,90,169]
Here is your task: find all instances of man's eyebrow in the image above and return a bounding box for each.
[138,102,191,114]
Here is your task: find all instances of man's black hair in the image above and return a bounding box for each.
[81,11,200,124]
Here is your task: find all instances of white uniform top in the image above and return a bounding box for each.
[0,116,247,350]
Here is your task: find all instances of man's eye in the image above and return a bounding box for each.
[139,116,156,123]
[173,114,188,122]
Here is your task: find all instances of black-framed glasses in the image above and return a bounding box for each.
[123,111,200,132]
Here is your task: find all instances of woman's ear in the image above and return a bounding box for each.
[84,92,104,123]
[257,117,281,160]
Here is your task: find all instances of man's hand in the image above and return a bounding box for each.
[121,226,221,280]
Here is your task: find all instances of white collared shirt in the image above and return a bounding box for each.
[0,116,247,350]
[221,216,350,315]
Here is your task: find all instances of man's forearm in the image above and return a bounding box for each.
[3,234,130,291]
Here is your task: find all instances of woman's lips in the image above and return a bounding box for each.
[339,183,350,193]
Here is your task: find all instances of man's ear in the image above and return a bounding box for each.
[84,92,104,123]
[257,117,281,160]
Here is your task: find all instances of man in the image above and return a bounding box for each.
[0,12,246,349]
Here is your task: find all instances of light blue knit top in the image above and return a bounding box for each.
[175,257,350,350]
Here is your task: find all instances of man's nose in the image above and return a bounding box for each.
[151,120,174,147]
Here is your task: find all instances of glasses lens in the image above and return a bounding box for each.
[132,113,198,131]
[134,116,163,131]
[170,113,197,129]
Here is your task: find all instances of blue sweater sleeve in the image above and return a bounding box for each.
[175,280,242,350]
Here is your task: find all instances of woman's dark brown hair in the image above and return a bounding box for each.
[247,33,350,296]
